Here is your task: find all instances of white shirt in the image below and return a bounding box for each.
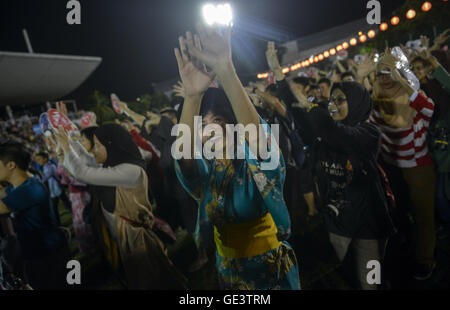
[63,140,143,188]
[63,140,144,239]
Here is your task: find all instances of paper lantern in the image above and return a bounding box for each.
[391,16,400,25]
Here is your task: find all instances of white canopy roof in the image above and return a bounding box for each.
[0,51,102,106]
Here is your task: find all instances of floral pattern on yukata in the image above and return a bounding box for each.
[175,118,300,290]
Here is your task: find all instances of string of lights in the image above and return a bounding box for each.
[256,0,447,79]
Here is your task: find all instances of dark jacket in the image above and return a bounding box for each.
[279,80,396,238]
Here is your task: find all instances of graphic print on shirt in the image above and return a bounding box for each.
[320,158,354,216]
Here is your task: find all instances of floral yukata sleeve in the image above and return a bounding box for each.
[243,117,291,241]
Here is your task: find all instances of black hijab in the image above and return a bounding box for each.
[331,82,373,127]
[93,124,145,212]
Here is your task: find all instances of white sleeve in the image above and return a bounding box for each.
[139,148,153,161]
[69,139,98,167]
[409,90,419,102]
[63,148,142,188]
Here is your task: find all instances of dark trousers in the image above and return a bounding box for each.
[401,165,436,265]
[381,161,436,265]
[51,197,62,226]
[436,173,450,227]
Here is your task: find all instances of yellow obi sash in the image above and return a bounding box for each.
[214,212,282,259]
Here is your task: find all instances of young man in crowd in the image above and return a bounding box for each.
[341,72,356,82]
[318,77,332,100]
[0,143,69,289]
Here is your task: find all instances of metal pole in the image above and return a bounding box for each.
[6,105,15,125]
[22,29,34,53]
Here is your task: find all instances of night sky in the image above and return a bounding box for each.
[0,0,405,105]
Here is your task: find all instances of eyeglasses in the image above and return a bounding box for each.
[329,97,347,105]
[376,70,392,78]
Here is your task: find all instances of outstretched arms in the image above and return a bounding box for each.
[184,25,262,153]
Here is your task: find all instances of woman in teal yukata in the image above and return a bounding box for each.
[173,25,300,290]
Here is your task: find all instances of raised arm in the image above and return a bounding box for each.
[118,102,146,127]
[431,29,450,52]
[53,128,141,188]
[254,88,287,117]
[356,51,376,85]
[265,41,311,110]
[185,25,262,153]
[69,139,98,167]
[420,48,450,94]
[174,32,215,176]
[64,150,142,188]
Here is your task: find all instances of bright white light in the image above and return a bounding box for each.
[202,3,233,26]
[373,53,380,63]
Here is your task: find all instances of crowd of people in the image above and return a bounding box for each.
[0,25,449,290]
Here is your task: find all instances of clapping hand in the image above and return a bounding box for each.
[381,48,414,95]
[431,29,450,51]
[357,50,377,78]
[174,31,215,97]
[184,24,233,74]
[347,58,357,71]
[265,41,282,73]
[419,48,440,70]
[44,134,58,153]
[53,127,71,153]
[56,101,68,116]
[117,100,128,113]
[330,69,340,84]
[173,81,186,98]
[420,35,430,49]
[289,81,310,109]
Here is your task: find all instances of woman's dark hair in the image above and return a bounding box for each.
[308,84,320,91]
[318,77,331,87]
[199,87,237,124]
[80,126,99,149]
[94,124,145,169]
[92,124,145,213]
[341,71,356,80]
[292,77,310,88]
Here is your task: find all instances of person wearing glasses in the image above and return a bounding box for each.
[370,48,437,281]
[265,42,395,290]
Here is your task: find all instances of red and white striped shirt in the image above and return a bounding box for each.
[370,92,435,168]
